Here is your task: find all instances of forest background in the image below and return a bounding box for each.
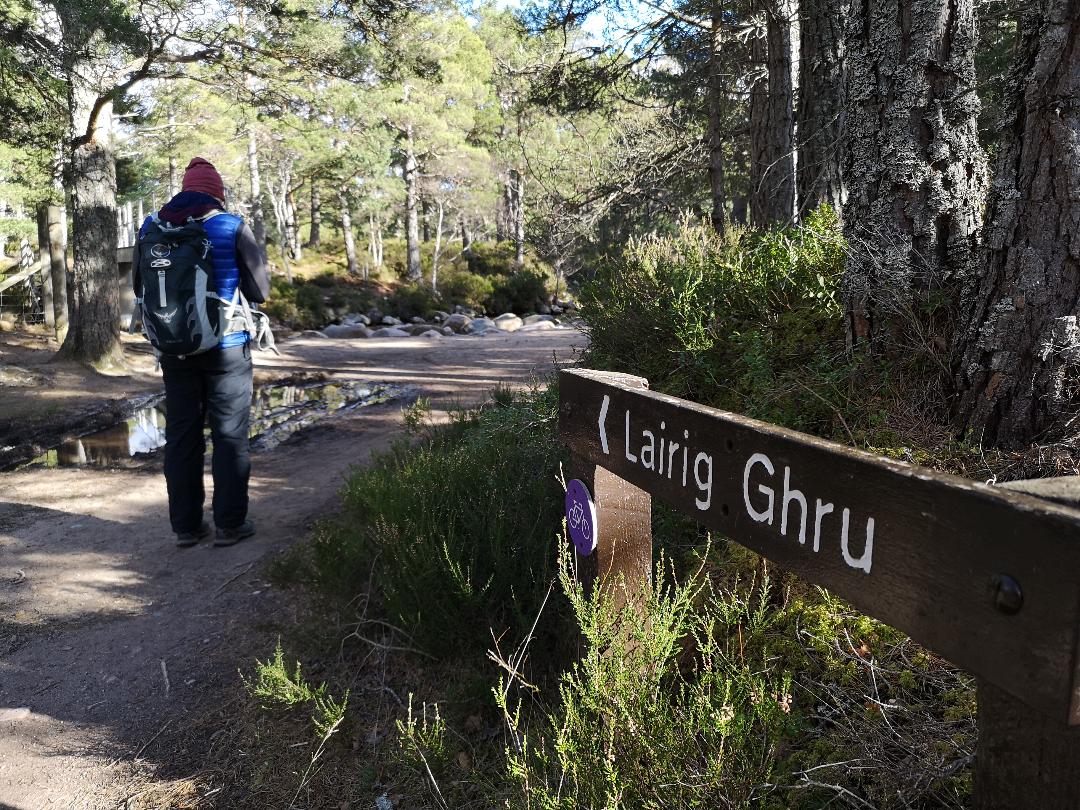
[2,0,1079,806]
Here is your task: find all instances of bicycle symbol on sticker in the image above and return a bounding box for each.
[565,479,597,555]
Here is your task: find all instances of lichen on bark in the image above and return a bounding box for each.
[842,0,987,351]
[954,0,1080,447]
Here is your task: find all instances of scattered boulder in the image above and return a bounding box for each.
[403,323,436,336]
[344,313,371,326]
[466,317,497,334]
[420,329,443,339]
[367,308,384,323]
[522,314,556,326]
[441,326,454,336]
[299,329,330,339]
[323,324,371,339]
[445,313,472,333]
[0,320,13,334]
[432,311,450,323]
[370,327,410,338]
[381,315,404,326]
[550,305,564,315]
[494,313,523,332]
[518,320,558,332]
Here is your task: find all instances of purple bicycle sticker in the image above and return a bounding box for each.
[565,478,598,556]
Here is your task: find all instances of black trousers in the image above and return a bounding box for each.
[161,343,253,533]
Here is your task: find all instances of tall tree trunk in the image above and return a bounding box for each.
[404,125,422,282]
[58,94,122,368]
[461,216,475,272]
[498,177,512,242]
[369,213,384,271]
[167,109,178,199]
[953,1,1080,448]
[707,0,728,235]
[798,0,848,217]
[306,182,321,248]
[421,197,431,242]
[431,199,444,294]
[266,164,293,283]
[48,203,69,336]
[286,187,302,262]
[511,168,525,265]
[247,128,267,263]
[36,205,55,331]
[339,188,358,276]
[842,0,987,352]
[749,0,798,227]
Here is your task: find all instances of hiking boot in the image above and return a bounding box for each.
[214,519,256,547]
[176,521,211,548]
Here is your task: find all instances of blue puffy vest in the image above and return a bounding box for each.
[201,211,248,349]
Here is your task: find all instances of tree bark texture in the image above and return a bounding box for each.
[797,0,848,217]
[369,213,384,272]
[749,0,798,227]
[707,0,728,235]
[431,200,444,294]
[48,204,69,335]
[461,217,475,271]
[842,0,987,351]
[266,161,294,282]
[404,126,422,282]
[498,178,511,242]
[953,1,1080,448]
[167,109,178,198]
[59,94,122,367]
[285,188,302,262]
[247,128,268,263]
[306,182,321,248]
[339,188,358,276]
[36,205,55,331]
[511,168,525,265]
[421,197,431,243]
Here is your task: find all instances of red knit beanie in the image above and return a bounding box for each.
[181,157,225,201]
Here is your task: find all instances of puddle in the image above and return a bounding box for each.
[22,379,400,470]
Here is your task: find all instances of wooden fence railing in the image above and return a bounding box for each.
[559,367,1080,809]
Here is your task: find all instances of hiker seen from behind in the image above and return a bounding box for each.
[131,157,271,548]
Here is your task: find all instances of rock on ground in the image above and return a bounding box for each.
[467,317,497,334]
[322,324,371,339]
[445,314,472,333]
[518,320,559,332]
[523,314,556,326]
[370,327,411,338]
[494,314,524,332]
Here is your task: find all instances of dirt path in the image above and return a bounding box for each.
[0,329,584,810]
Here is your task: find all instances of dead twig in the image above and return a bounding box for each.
[213,562,255,598]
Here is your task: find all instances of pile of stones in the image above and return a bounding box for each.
[309,305,570,340]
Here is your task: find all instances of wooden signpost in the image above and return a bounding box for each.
[559,368,1080,808]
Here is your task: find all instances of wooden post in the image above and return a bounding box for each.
[592,466,652,612]
[972,476,1080,807]
[564,371,652,613]
[975,681,1080,808]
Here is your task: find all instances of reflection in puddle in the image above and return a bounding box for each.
[27,380,399,469]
